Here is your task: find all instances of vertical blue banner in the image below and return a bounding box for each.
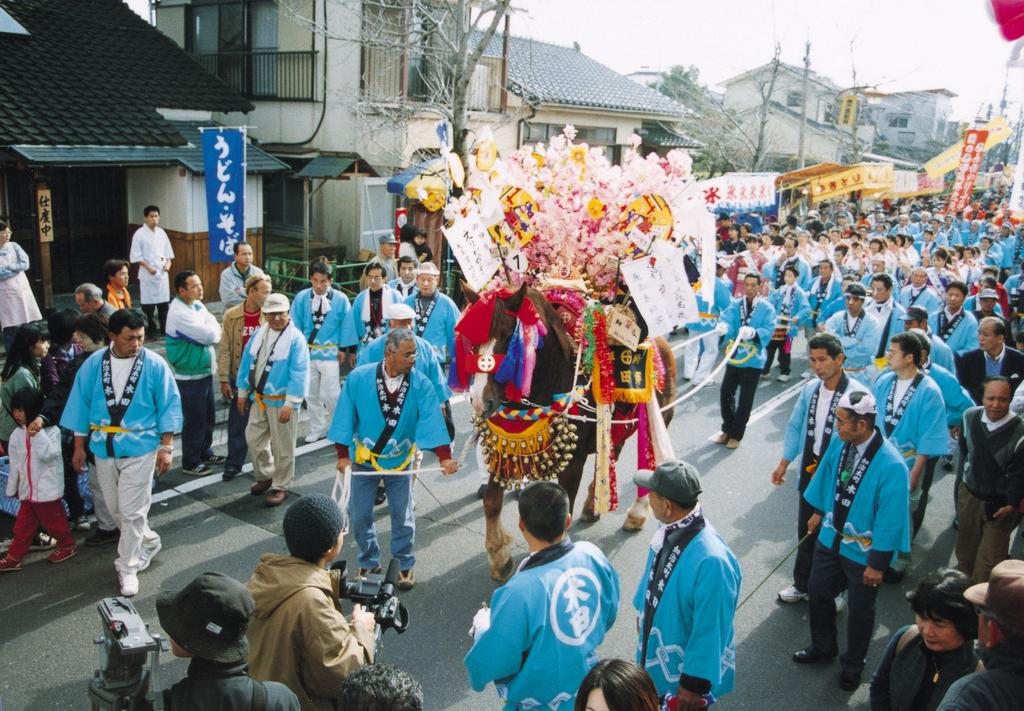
[201,127,246,263]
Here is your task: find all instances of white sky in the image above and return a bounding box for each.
[126,0,1024,121]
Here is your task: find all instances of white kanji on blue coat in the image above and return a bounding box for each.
[550,568,602,646]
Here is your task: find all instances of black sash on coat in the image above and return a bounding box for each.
[101,349,145,457]
[372,363,411,454]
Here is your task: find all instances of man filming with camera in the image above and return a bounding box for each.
[156,572,299,709]
[247,495,377,711]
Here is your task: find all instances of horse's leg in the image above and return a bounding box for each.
[483,480,514,582]
[623,494,650,532]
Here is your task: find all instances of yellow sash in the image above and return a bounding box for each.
[253,393,286,411]
[354,444,417,472]
[89,425,130,434]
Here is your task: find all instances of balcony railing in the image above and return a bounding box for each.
[194,51,317,102]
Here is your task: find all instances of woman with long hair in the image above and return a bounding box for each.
[1,323,49,451]
[574,660,660,711]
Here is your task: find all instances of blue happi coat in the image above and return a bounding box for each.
[686,277,733,334]
[804,433,911,567]
[406,291,460,363]
[235,324,310,407]
[1001,235,1024,270]
[61,347,183,459]
[865,301,906,361]
[632,518,741,699]
[769,284,810,337]
[927,364,974,428]
[824,309,882,385]
[781,377,868,465]
[920,337,954,378]
[898,285,943,314]
[328,362,448,470]
[720,296,776,370]
[807,275,844,327]
[290,287,351,361]
[872,371,948,467]
[339,287,404,355]
[929,309,979,356]
[768,255,812,290]
[356,333,452,403]
[465,541,620,710]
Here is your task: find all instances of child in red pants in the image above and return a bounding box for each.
[0,387,76,571]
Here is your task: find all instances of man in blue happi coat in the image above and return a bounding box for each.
[62,309,183,598]
[465,482,619,710]
[865,273,906,377]
[793,391,910,692]
[901,306,956,374]
[806,260,843,334]
[824,283,882,386]
[771,333,867,604]
[405,260,460,366]
[714,271,776,449]
[330,327,457,590]
[931,281,979,356]
[357,302,453,438]
[339,261,403,366]
[898,267,943,314]
[872,332,948,579]
[632,459,741,706]
[290,260,351,444]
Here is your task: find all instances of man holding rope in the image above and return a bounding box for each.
[330,327,458,590]
[771,333,866,604]
[793,391,910,692]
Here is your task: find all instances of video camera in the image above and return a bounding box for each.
[87,597,169,711]
[331,558,409,636]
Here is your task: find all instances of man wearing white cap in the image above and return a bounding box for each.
[237,293,310,507]
[406,261,460,368]
[793,390,910,692]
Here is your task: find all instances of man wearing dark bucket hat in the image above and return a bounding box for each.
[156,572,298,709]
[632,460,741,709]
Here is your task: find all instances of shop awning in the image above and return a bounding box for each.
[806,162,894,202]
[776,163,845,189]
[296,154,378,179]
[386,157,447,199]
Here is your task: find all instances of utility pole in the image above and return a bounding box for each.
[797,40,811,168]
[848,41,860,163]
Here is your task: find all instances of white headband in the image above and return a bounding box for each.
[838,390,876,415]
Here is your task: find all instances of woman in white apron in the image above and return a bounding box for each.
[0,222,42,352]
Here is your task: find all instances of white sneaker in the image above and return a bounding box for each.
[778,585,809,603]
[777,373,791,382]
[119,572,139,597]
[304,432,324,444]
[137,540,162,573]
[835,590,848,614]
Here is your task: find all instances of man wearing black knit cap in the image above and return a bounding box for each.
[247,495,377,711]
[157,572,299,709]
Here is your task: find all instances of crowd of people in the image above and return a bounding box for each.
[1,191,1024,710]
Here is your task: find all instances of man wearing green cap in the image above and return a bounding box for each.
[632,460,742,709]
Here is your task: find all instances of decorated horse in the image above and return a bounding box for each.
[452,282,676,581]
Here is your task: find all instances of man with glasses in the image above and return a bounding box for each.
[236,294,310,507]
[330,328,457,590]
[340,261,402,367]
[61,309,183,597]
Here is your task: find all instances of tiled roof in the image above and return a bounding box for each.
[0,0,252,148]
[476,33,685,118]
[642,124,702,149]
[8,122,289,174]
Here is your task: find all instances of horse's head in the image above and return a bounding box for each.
[459,282,527,418]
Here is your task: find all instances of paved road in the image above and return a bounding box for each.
[0,339,976,710]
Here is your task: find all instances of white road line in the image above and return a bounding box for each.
[706,377,807,442]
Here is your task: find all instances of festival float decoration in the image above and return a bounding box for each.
[448,126,713,514]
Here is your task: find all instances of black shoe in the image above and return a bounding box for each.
[839,670,861,691]
[792,647,836,665]
[222,467,241,482]
[85,527,120,547]
[374,484,386,506]
[182,463,213,476]
[883,568,905,584]
[203,454,227,465]
[941,455,954,471]
[476,484,487,500]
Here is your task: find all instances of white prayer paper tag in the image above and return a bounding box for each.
[443,214,500,291]
[607,307,641,350]
[621,241,699,337]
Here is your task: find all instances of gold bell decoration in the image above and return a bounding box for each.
[473,411,578,490]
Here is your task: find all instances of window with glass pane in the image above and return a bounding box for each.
[524,123,549,142]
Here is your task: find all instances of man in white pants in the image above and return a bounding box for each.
[62,309,183,597]
[290,261,351,443]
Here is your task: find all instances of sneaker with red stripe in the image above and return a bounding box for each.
[48,547,77,564]
[0,556,23,572]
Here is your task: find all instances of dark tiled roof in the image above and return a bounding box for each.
[642,124,701,149]
[476,33,685,117]
[9,122,289,174]
[0,0,252,148]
